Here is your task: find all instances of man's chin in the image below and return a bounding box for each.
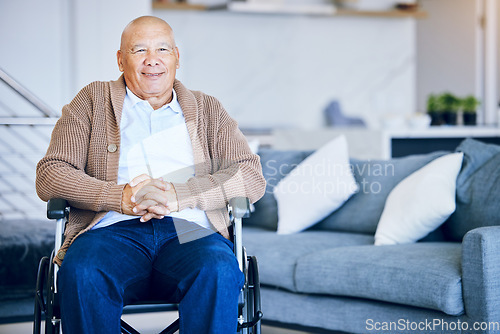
[141,88,172,99]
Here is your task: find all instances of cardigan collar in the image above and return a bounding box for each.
[109,75,197,126]
[109,74,126,127]
[108,75,206,176]
[173,79,199,126]
[173,79,206,176]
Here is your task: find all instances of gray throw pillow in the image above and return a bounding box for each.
[454,138,500,182]
[442,139,500,241]
[244,149,312,230]
[313,151,447,234]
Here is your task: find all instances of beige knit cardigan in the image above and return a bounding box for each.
[36,76,265,265]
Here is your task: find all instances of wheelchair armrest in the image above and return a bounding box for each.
[47,198,69,220]
[229,197,251,219]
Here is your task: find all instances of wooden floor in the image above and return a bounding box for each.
[0,311,313,334]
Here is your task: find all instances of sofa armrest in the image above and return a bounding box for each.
[462,226,500,321]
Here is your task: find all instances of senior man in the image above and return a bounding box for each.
[36,16,265,334]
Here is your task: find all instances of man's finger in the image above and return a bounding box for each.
[130,173,152,187]
[132,206,148,215]
[141,191,168,205]
[140,212,164,223]
[147,205,170,216]
[134,199,161,210]
[134,193,169,211]
[133,181,169,202]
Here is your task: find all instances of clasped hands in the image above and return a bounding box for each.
[121,174,179,222]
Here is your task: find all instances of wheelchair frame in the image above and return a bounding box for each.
[33,197,262,334]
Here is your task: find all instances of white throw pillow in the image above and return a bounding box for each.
[274,135,358,234]
[374,152,464,245]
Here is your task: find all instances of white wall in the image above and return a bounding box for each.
[0,0,151,114]
[417,0,499,124]
[0,3,424,129]
[484,0,498,124]
[156,10,417,129]
[72,0,151,93]
[0,0,66,113]
[1,2,497,126]
[0,0,151,220]
[498,0,500,115]
[416,0,477,114]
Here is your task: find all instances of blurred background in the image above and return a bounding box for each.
[0,0,498,220]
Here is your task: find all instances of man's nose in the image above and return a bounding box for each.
[144,51,160,66]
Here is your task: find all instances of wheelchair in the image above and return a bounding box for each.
[33,197,263,334]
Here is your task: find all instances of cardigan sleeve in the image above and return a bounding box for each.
[36,84,124,213]
[173,96,266,212]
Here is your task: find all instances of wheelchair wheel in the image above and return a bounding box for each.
[247,256,262,334]
[238,255,262,334]
[34,256,49,334]
[33,251,61,334]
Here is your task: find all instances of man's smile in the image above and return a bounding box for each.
[142,72,164,77]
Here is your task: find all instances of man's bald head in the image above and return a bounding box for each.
[117,16,180,110]
[120,16,176,51]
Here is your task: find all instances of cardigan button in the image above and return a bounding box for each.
[107,144,118,153]
[56,250,66,260]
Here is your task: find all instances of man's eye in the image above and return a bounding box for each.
[159,48,173,53]
[134,49,146,53]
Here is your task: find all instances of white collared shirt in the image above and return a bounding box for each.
[94,87,211,230]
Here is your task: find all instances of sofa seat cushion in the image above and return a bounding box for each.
[295,242,463,316]
[242,227,374,292]
[0,219,54,289]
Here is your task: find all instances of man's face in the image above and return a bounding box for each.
[117,22,179,102]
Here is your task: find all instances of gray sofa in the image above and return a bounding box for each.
[0,219,55,322]
[243,138,500,334]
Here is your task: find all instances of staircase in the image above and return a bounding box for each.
[0,67,59,220]
[0,67,59,323]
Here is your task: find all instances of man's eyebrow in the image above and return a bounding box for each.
[130,43,174,50]
[158,42,175,48]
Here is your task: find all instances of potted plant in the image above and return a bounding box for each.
[426,94,443,126]
[438,92,460,125]
[462,95,480,126]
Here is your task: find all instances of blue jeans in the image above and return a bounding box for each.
[58,217,244,334]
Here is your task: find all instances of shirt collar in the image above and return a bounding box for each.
[125,87,181,114]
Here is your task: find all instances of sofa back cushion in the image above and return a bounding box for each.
[248,139,500,238]
[244,149,312,230]
[247,148,447,234]
[442,139,500,241]
[313,151,447,234]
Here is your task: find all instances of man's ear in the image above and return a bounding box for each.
[117,50,124,72]
[175,47,180,69]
